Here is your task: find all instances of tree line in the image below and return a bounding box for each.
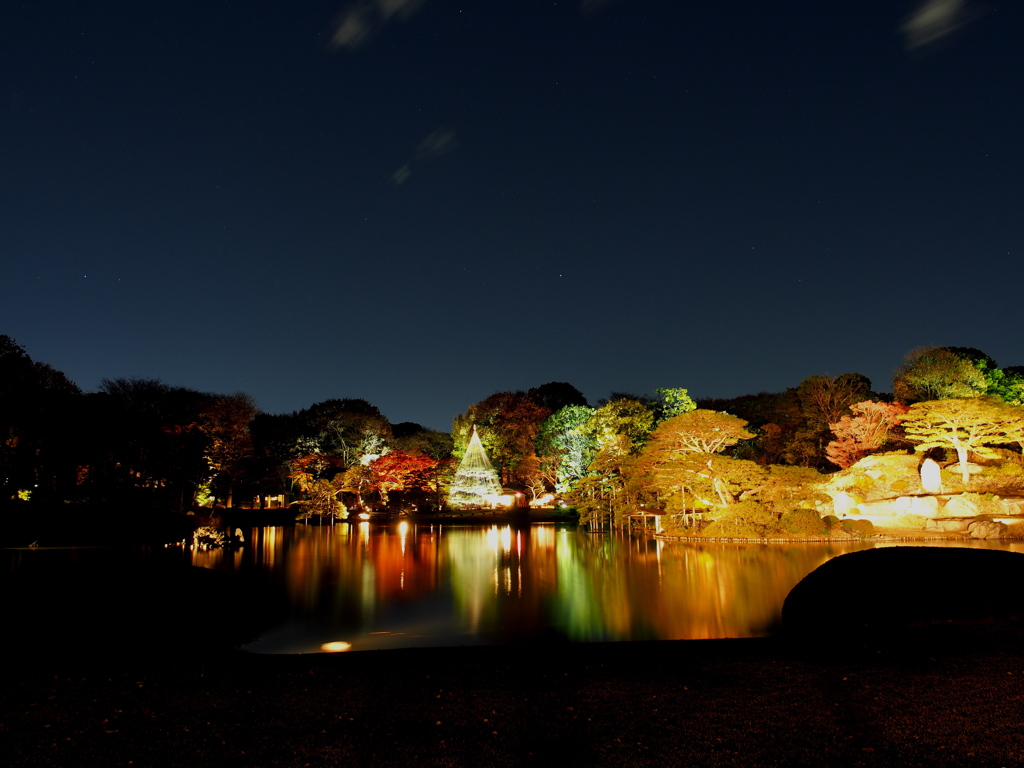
[3,335,1023,527]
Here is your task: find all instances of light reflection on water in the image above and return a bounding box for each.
[185,524,1024,653]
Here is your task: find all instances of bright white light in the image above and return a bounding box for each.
[320,641,352,652]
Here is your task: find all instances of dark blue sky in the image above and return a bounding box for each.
[3,1,1022,430]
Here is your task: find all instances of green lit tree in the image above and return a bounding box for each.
[654,387,697,422]
[578,397,656,453]
[893,347,987,404]
[536,404,595,493]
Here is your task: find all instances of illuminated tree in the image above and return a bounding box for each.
[642,452,763,510]
[700,389,807,467]
[826,400,910,468]
[392,423,454,460]
[637,410,759,520]
[200,392,258,506]
[893,347,986,404]
[566,434,648,526]
[296,398,392,467]
[796,374,873,431]
[654,387,697,422]
[578,397,656,453]
[448,427,502,507]
[536,404,595,493]
[289,452,343,491]
[342,464,377,512]
[981,366,1024,406]
[902,397,1024,483]
[512,454,550,501]
[370,449,438,504]
[643,409,755,456]
[452,391,550,484]
[935,347,1024,405]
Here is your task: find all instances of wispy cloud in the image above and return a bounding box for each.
[332,0,426,49]
[901,0,970,50]
[393,128,456,185]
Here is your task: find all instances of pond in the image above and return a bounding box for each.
[182,523,1024,653]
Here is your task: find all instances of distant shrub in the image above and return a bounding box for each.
[822,514,842,529]
[701,502,781,538]
[840,519,874,537]
[779,508,828,537]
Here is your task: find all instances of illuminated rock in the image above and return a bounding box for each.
[920,458,942,493]
[924,518,972,532]
[969,520,1007,539]
[830,491,859,516]
[942,495,980,517]
[999,498,1024,516]
[856,495,939,518]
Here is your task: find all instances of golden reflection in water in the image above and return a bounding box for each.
[191,526,1024,653]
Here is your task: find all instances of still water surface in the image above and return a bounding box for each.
[185,523,1024,654]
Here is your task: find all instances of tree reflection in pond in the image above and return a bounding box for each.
[185,525,1020,653]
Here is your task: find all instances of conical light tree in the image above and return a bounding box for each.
[448,426,502,507]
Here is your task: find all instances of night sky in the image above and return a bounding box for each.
[3,1,1022,430]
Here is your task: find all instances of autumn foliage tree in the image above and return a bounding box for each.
[370,449,439,505]
[826,400,910,468]
[286,450,346,518]
[452,391,551,484]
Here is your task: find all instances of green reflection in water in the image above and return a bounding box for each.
[185,524,1022,653]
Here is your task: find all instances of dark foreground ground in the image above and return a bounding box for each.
[3,548,1023,767]
[4,627,1024,767]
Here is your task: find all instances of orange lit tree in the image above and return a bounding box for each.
[370,449,439,505]
[826,400,910,468]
